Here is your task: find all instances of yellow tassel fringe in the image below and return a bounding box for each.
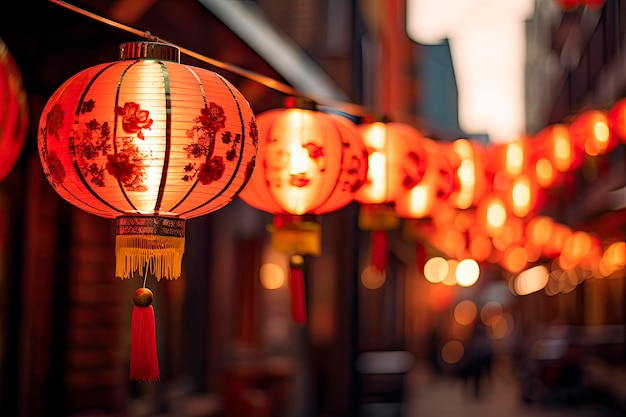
[115,235,185,280]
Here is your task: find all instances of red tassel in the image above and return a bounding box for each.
[371,230,388,273]
[289,256,307,324]
[130,288,160,382]
[416,243,426,275]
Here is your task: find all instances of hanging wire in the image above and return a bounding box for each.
[48,0,371,118]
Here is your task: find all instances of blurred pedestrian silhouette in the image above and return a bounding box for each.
[460,322,493,398]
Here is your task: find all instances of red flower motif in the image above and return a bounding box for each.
[46,104,65,140]
[116,102,153,140]
[402,151,427,189]
[106,153,135,182]
[198,102,226,135]
[197,156,225,185]
[47,151,66,184]
[304,143,324,159]
[290,173,310,187]
[249,117,258,148]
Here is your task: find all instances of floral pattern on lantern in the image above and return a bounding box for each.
[240,104,368,216]
[38,42,257,281]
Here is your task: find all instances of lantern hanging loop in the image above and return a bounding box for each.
[48,0,370,118]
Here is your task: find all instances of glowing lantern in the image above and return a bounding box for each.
[0,37,28,182]
[239,98,368,323]
[444,138,488,210]
[569,110,617,156]
[535,123,585,173]
[607,98,626,144]
[476,194,508,238]
[38,42,257,381]
[354,120,427,273]
[394,137,456,219]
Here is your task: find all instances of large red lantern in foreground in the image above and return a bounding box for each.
[0,37,29,182]
[38,41,257,381]
[240,98,368,323]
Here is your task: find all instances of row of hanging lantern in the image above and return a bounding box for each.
[2,7,624,381]
[401,103,626,281]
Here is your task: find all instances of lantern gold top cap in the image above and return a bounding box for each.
[119,41,180,62]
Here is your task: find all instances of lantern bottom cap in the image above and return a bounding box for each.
[115,215,186,280]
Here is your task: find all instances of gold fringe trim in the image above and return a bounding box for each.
[115,235,185,280]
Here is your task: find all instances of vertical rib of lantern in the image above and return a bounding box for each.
[152,61,172,213]
[67,62,129,216]
[175,71,248,217]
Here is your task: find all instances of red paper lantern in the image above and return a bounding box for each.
[354,120,427,273]
[240,101,368,216]
[444,138,489,210]
[239,99,368,323]
[569,110,617,156]
[38,41,257,381]
[394,137,455,219]
[535,123,585,173]
[0,37,28,182]
[607,98,626,144]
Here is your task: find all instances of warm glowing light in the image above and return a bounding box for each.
[505,140,524,177]
[456,259,480,287]
[526,216,555,247]
[469,234,492,261]
[554,135,572,164]
[480,301,502,326]
[502,245,527,273]
[535,158,555,188]
[361,265,386,289]
[365,122,388,149]
[424,256,449,283]
[514,265,549,295]
[454,300,477,325]
[523,241,541,262]
[289,142,309,175]
[259,263,285,289]
[511,176,531,217]
[601,241,626,275]
[441,340,464,364]
[593,119,610,144]
[407,185,430,218]
[487,200,507,230]
[442,259,459,286]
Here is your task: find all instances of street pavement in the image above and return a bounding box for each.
[403,356,624,417]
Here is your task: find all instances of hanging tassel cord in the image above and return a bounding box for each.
[289,255,307,325]
[371,230,388,273]
[130,270,160,382]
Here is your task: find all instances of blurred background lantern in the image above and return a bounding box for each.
[0,37,28,183]
[394,136,456,219]
[239,97,368,323]
[535,123,585,173]
[37,41,257,381]
[569,109,617,157]
[443,138,489,210]
[354,120,427,274]
[607,98,626,144]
